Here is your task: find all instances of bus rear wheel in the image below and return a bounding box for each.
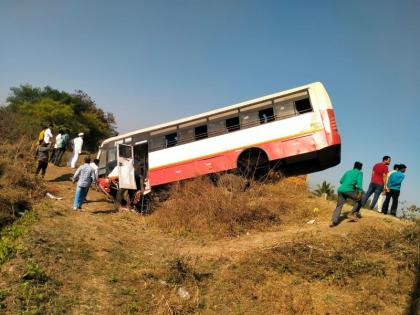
[237,148,269,180]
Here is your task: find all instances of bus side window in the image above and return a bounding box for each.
[295,98,312,114]
[165,132,178,147]
[258,107,275,124]
[194,125,208,140]
[226,117,240,132]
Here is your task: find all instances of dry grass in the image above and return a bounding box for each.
[151,174,323,239]
[0,137,45,227]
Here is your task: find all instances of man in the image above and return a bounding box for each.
[72,156,96,210]
[382,164,407,216]
[54,129,70,166]
[43,124,53,144]
[361,156,391,210]
[68,133,84,168]
[35,140,52,177]
[84,158,100,202]
[330,161,364,227]
[377,164,400,212]
[50,129,63,163]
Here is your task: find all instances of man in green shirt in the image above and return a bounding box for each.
[330,161,364,227]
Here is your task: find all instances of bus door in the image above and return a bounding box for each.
[133,141,149,191]
[117,144,137,189]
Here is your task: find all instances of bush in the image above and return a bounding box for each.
[151,175,318,239]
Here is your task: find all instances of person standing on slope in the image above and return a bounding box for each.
[330,161,364,227]
[34,140,52,177]
[360,156,391,210]
[72,156,96,210]
[377,164,400,212]
[43,124,54,145]
[382,164,407,216]
[54,129,69,166]
[68,133,84,169]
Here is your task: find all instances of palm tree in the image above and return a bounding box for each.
[313,181,335,199]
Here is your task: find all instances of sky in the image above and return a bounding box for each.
[1,0,419,206]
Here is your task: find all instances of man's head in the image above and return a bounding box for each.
[93,158,99,165]
[383,155,391,165]
[354,161,363,170]
[78,132,84,137]
[399,164,407,173]
[84,156,91,164]
[393,164,400,171]
[59,129,64,134]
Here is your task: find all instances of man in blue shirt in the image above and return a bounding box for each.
[72,156,96,210]
[382,164,407,216]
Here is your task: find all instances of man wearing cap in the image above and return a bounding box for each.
[68,133,84,168]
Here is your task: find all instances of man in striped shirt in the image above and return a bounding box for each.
[72,156,96,210]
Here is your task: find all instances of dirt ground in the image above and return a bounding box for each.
[0,164,418,314]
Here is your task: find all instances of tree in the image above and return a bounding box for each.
[313,181,335,199]
[3,84,117,151]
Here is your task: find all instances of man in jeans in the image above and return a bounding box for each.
[72,156,96,210]
[361,156,391,210]
[382,164,407,216]
[330,161,364,227]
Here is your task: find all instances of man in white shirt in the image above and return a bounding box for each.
[68,133,84,168]
[50,130,63,163]
[43,124,53,144]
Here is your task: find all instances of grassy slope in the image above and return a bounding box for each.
[0,165,419,315]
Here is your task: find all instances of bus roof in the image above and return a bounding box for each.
[101,82,325,146]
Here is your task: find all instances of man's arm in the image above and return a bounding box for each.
[73,167,81,183]
[357,172,363,192]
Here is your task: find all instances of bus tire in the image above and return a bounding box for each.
[237,148,269,180]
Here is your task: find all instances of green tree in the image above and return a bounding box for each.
[4,84,117,151]
[313,181,335,199]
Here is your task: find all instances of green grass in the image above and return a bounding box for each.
[0,211,37,265]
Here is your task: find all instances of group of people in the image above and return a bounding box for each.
[330,156,407,227]
[34,125,85,177]
[34,125,100,211]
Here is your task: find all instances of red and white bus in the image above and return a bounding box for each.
[97,82,340,193]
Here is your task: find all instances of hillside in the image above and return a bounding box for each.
[0,165,419,315]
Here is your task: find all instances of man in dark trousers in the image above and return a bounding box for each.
[330,161,364,227]
[35,140,52,177]
[382,164,407,216]
[361,156,391,210]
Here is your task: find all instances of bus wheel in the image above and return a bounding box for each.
[237,148,269,180]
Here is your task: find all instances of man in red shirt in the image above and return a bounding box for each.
[360,155,391,210]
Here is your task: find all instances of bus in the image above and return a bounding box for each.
[97,82,341,203]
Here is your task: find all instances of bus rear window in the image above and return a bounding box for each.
[98,150,107,168]
[295,98,312,114]
[107,148,116,162]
